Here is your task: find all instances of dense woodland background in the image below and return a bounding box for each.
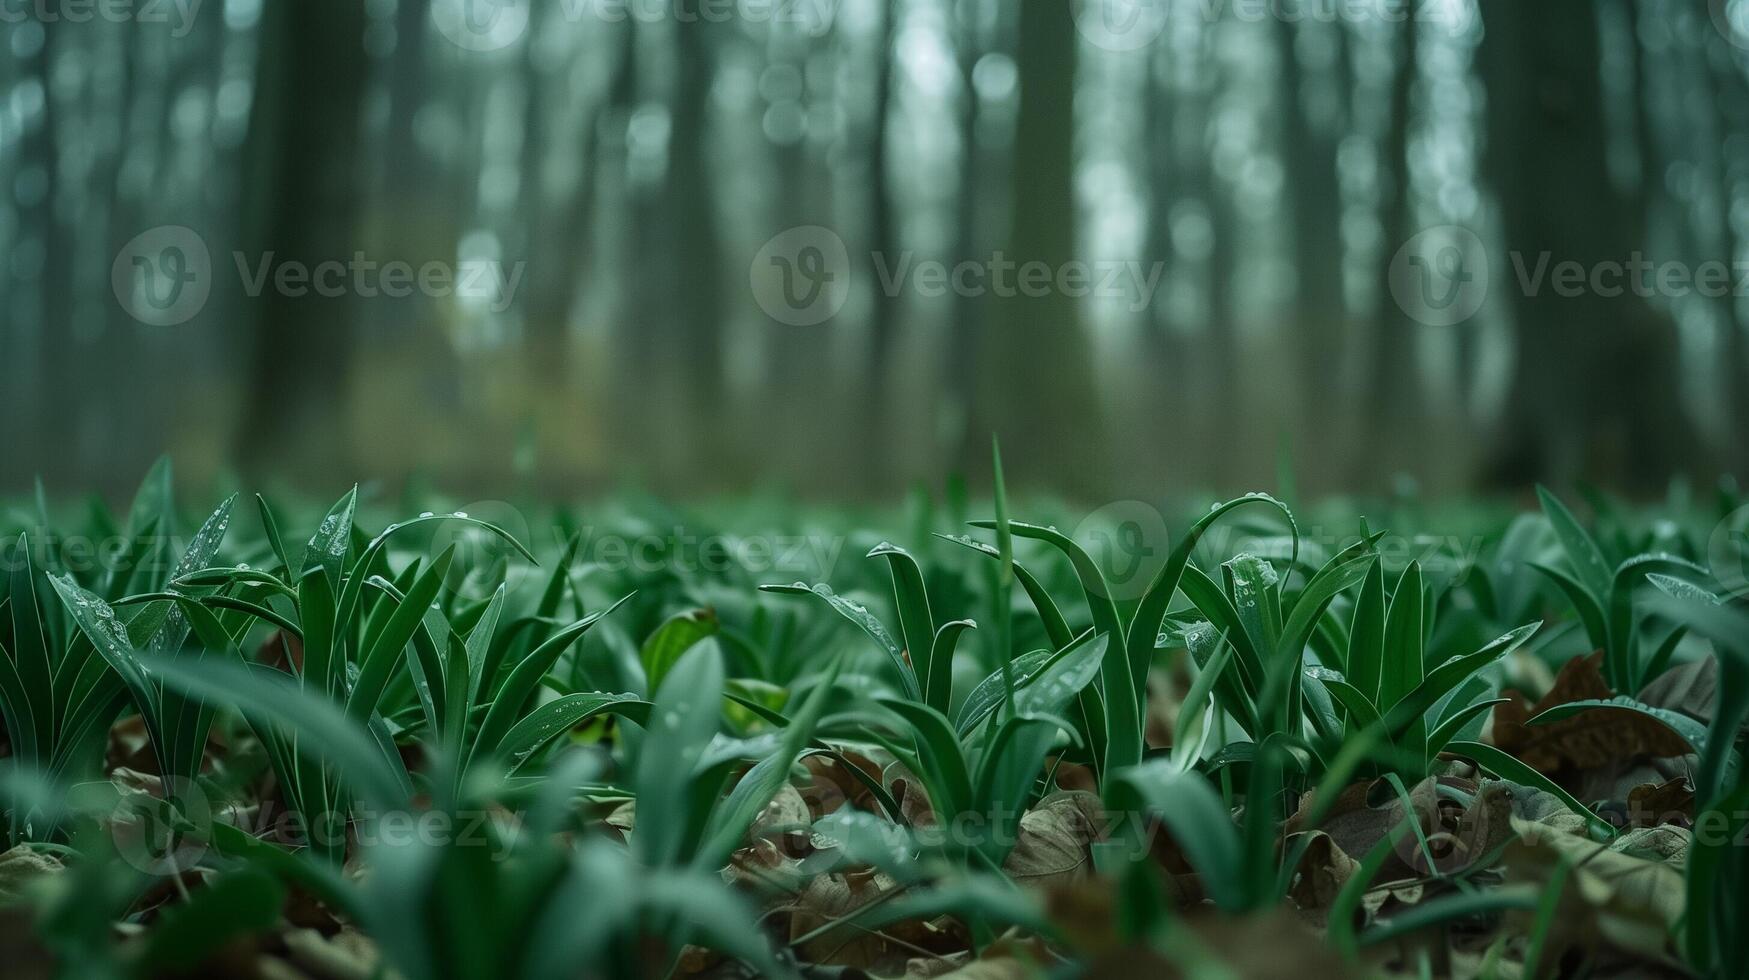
[1,0,1747,501]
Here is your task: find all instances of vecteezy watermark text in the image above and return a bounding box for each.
[0,0,202,37]
[1072,0,1474,53]
[428,0,837,52]
[750,225,1166,326]
[1509,251,1749,302]
[1390,225,1749,327]
[112,226,525,326]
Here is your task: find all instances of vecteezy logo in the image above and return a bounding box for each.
[110,776,212,875]
[1712,0,1749,50]
[430,0,530,52]
[1389,225,1489,327]
[750,226,851,326]
[1072,0,1169,53]
[112,226,211,326]
[1073,500,1170,600]
[428,501,533,601]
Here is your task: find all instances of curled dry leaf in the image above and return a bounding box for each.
[900,932,1054,979]
[1170,910,1365,979]
[1002,791,1105,891]
[1626,779,1694,829]
[1504,817,1688,971]
[1636,656,1720,726]
[106,714,154,774]
[790,870,966,972]
[1491,652,1691,774]
[1287,830,1360,918]
[0,846,62,906]
[276,926,384,980]
[604,798,635,840]
[801,750,887,818]
[1294,776,1514,883]
[750,783,812,841]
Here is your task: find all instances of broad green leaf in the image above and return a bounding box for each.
[633,641,725,866]
[640,607,718,692]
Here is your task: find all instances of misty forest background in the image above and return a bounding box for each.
[1,0,1747,502]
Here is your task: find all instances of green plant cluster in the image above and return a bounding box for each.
[1,457,1746,979]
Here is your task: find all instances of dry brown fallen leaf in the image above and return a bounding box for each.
[1291,776,1514,884]
[0,846,63,906]
[1637,656,1720,725]
[901,931,1055,979]
[1001,791,1105,891]
[106,714,155,773]
[274,926,385,980]
[1171,910,1366,979]
[788,870,967,973]
[1144,659,1191,751]
[1287,830,1361,921]
[1490,652,1691,774]
[1503,817,1688,973]
[750,783,812,841]
[800,750,887,818]
[1626,779,1694,829]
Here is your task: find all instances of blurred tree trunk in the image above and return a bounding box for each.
[948,5,993,478]
[236,0,369,478]
[1206,168,1241,488]
[1480,0,1698,491]
[520,15,616,387]
[1366,18,1422,482]
[1705,36,1749,474]
[1279,20,1349,477]
[617,14,724,482]
[1141,43,1186,470]
[667,14,725,464]
[861,6,899,483]
[979,0,1102,493]
[14,23,66,479]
